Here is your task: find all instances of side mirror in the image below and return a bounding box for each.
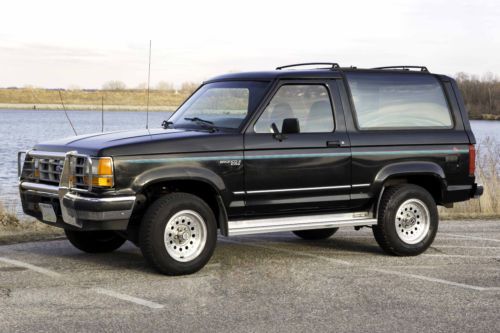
[270,122,286,142]
[282,118,300,134]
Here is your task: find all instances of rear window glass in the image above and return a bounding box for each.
[346,73,453,129]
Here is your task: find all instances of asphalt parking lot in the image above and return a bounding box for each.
[0,219,498,333]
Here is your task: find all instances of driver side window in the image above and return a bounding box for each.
[254,84,335,133]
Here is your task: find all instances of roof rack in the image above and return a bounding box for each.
[372,65,429,72]
[276,62,340,70]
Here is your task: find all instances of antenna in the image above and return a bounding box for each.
[58,90,77,135]
[101,96,104,132]
[145,40,152,129]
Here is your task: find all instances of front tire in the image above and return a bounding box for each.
[373,184,438,256]
[65,230,126,253]
[139,193,217,276]
[293,228,338,240]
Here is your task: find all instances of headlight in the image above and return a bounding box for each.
[89,157,114,188]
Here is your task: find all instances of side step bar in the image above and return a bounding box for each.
[227,212,377,236]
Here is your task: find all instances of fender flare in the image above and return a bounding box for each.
[130,166,230,234]
[131,165,227,194]
[371,161,447,216]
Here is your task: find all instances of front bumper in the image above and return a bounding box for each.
[18,150,135,230]
[20,181,136,230]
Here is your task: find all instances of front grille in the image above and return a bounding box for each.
[74,157,88,187]
[24,155,89,187]
[20,151,94,193]
[39,158,64,183]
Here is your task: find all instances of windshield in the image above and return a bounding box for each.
[168,81,269,130]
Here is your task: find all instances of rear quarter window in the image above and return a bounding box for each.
[346,73,453,130]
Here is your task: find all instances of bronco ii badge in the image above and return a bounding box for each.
[218,159,242,166]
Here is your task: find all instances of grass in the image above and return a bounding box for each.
[0,88,192,110]
[0,203,63,245]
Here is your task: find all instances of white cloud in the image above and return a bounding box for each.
[0,0,499,88]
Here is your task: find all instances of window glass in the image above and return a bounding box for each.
[346,73,453,129]
[254,85,334,133]
[169,81,269,130]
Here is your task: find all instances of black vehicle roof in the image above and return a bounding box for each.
[206,67,449,83]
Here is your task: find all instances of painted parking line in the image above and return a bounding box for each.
[441,234,500,242]
[225,239,500,292]
[93,288,164,309]
[0,256,164,310]
[222,239,353,266]
[368,268,500,292]
[423,254,500,259]
[0,256,62,279]
[433,245,500,249]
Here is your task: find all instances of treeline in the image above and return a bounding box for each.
[1,74,499,120]
[456,73,500,120]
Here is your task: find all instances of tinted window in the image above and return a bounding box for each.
[254,85,334,133]
[346,73,453,129]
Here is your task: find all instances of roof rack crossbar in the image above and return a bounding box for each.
[372,65,429,72]
[276,62,340,70]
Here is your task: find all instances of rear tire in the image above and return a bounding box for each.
[65,230,126,253]
[293,228,338,240]
[139,193,217,276]
[373,184,438,256]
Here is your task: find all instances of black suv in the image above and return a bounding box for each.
[18,63,483,275]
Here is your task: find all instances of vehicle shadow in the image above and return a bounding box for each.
[31,236,384,275]
[45,242,157,274]
[233,233,385,255]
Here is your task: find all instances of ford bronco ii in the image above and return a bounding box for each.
[18,63,483,275]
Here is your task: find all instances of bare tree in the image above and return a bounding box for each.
[68,84,81,91]
[180,82,200,93]
[156,81,174,91]
[102,80,127,90]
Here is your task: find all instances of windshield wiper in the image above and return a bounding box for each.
[184,117,219,132]
[184,117,214,125]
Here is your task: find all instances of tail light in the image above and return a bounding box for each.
[468,144,476,176]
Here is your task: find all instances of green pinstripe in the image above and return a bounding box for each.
[124,148,468,164]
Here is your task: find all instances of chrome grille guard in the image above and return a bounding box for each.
[19,150,94,227]
[19,150,94,193]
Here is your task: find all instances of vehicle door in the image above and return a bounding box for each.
[243,80,351,215]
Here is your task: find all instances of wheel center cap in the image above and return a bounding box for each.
[402,216,416,228]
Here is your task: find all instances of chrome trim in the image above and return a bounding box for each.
[24,190,59,199]
[352,183,371,188]
[62,192,136,227]
[20,182,59,194]
[28,150,67,159]
[447,185,473,191]
[234,184,373,195]
[244,185,351,195]
[63,192,136,203]
[17,150,28,177]
[20,181,136,227]
[19,150,125,228]
[227,212,377,236]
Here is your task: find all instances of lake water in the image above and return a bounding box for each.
[0,109,499,214]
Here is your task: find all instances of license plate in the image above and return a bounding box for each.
[39,203,57,223]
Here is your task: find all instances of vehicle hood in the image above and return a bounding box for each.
[34,128,241,157]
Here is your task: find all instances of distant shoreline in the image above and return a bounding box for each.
[2,103,498,120]
[0,103,177,112]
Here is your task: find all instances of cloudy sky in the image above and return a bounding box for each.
[0,0,499,89]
